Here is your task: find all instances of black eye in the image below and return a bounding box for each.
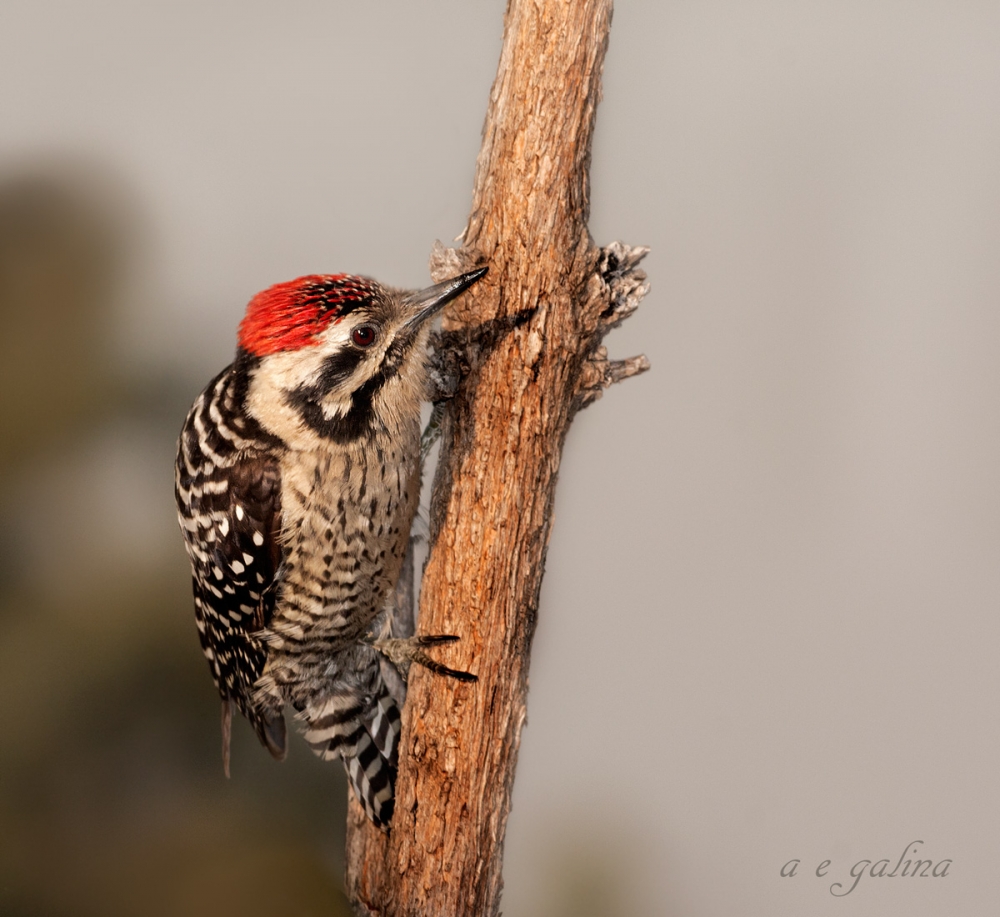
[352,325,376,347]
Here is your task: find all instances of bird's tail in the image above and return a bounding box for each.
[300,678,401,829]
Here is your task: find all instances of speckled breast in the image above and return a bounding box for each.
[268,432,420,660]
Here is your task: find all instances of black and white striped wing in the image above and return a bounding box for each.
[175,366,286,761]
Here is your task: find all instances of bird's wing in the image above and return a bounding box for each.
[175,367,286,768]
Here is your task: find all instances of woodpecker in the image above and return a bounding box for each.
[174,267,486,828]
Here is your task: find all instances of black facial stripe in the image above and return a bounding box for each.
[315,347,367,395]
[228,351,288,449]
[291,375,380,443]
[289,337,411,443]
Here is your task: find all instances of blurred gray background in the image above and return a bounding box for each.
[1,2,997,915]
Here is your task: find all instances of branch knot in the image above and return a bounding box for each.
[576,241,651,409]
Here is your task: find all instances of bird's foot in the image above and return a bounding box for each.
[373,635,477,683]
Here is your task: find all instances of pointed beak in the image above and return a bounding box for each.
[400,267,488,331]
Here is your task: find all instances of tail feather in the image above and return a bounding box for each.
[301,681,401,829]
[347,730,395,826]
[368,690,400,764]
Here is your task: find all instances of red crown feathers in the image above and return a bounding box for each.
[238,274,378,356]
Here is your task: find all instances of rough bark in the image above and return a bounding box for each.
[345,1,648,914]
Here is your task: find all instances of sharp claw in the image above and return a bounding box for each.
[416,634,460,646]
[373,634,476,683]
[412,651,478,683]
[445,668,479,683]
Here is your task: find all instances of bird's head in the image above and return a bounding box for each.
[236,268,486,445]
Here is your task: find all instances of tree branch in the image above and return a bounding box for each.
[345,2,648,914]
